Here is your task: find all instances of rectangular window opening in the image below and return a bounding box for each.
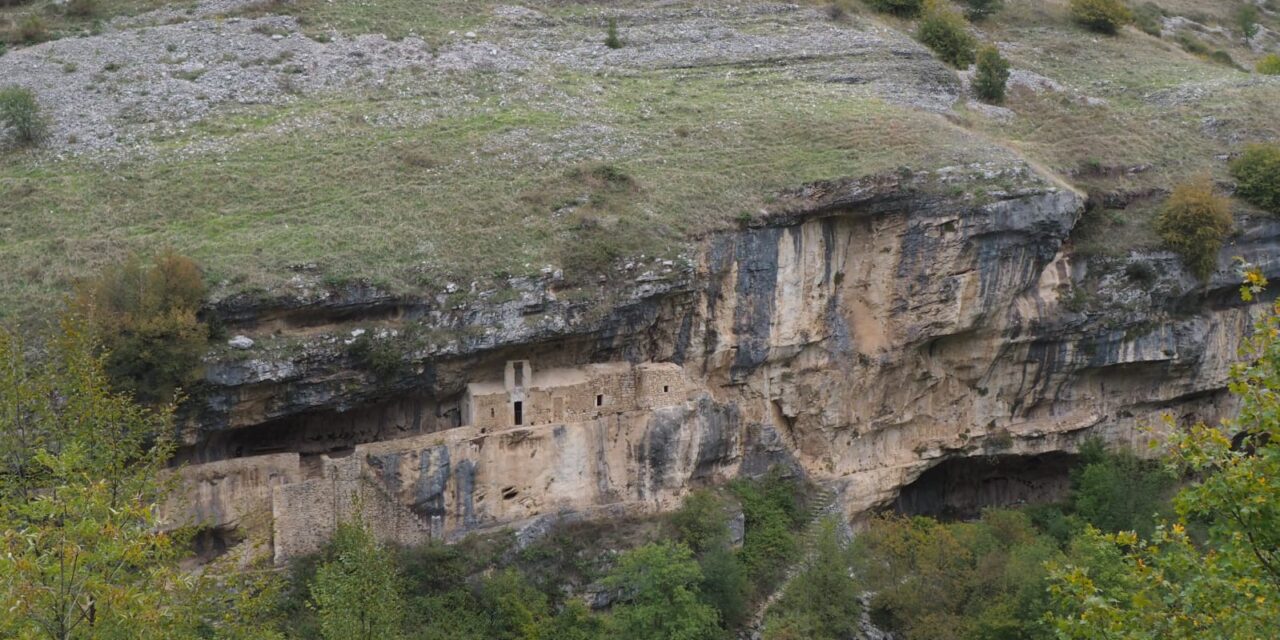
[513,401,523,425]
[663,385,669,393]
[595,394,604,407]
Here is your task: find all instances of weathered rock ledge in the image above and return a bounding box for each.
[175,163,1274,558]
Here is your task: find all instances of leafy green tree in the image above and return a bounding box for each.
[72,250,209,405]
[852,511,1061,640]
[731,475,800,586]
[763,518,860,640]
[0,321,195,639]
[1047,269,1280,638]
[917,0,977,68]
[604,542,720,640]
[698,545,749,629]
[477,569,551,640]
[1070,440,1174,538]
[308,520,406,640]
[973,44,1011,103]
[544,601,608,640]
[672,489,732,552]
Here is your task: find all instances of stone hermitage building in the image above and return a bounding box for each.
[171,360,713,563]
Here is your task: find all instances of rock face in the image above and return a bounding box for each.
[173,162,1267,561]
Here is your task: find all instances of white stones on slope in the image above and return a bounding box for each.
[228,335,255,350]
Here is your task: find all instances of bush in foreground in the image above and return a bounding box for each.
[309,521,405,640]
[1230,144,1280,213]
[0,84,47,146]
[1070,0,1133,34]
[1155,176,1233,280]
[917,0,977,68]
[973,44,1011,103]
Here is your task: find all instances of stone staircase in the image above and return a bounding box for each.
[741,484,844,639]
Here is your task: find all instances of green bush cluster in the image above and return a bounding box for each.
[1069,0,1133,34]
[730,469,806,586]
[0,85,45,146]
[762,519,861,640]
[916,0,977,68]
[1259,53,1280,75]
[850,443,1176,640]
[72,250,209,404]
[973,44,1010,103]
[865,0,923,17]
[309,522,406,640]
[1230,143,1280,213]
[1155,175,1233,281]
[346,332,409,380]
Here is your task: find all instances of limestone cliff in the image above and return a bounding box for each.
[174,162,1271,561]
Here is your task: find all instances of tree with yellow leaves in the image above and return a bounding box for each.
[1047,266,1280,638]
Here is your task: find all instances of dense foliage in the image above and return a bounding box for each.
[0,320,281,640]
[762,519,861,640]
[1155,175,1234,281]
[71,251,209,405]
[1069,0,1134,34]
[606,542,722,640]
[0,84,46,146]
[1230,143,1280,213]
[309,522,406,640]
[1047,271,1280,637]
[917,0,977,68]
[1069,439,1175,538]
[848,439,1176,640]
[973,44,1010,103]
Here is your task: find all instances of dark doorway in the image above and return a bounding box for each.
[513,401,523,425]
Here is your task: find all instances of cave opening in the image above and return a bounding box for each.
[894,452,1080,520]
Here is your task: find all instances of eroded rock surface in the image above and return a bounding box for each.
[171,161,1269,561]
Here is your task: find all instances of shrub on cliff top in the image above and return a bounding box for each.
[72,250,209,404]
[865,0,923,18]
[1230,143,1280,213]
[917,0,977,68]
[1155,175,1233,280]
[1070,0,1133,34]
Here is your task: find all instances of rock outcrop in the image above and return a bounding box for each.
[172,161,1268,561]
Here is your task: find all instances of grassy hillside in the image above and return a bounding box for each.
[1,0,1278,327]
